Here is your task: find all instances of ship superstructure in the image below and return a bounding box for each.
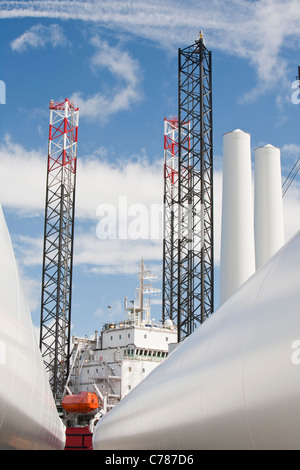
[64,259,177,427]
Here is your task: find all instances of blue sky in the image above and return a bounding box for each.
[1,0,300,338]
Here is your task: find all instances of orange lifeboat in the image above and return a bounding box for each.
[61,392,99,413]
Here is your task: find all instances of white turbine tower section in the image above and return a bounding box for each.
[93,229,300,450]
[254,145,284,269]
[219,129,255,304]
[0,204,66,450]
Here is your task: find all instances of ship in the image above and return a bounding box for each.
[62,259,178,431]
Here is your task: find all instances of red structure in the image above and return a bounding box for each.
[65,427,93,451]
[162,118,179,326]
[162,117,190,330]
[164,118,179,185]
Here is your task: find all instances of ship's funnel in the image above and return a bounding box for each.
[219,129,255,305]
[254,145,284,269]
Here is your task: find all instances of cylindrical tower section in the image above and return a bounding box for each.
[219,129,255,305]
[254,144,284,269]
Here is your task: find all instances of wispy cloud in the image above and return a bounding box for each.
[70,36,143,121]
[0,135,46,215]
[0,135,220,276]
[2,0,300,99]
[10,23,68,52]
[281,143,300,158]
[0,135,164,271]
[0,135,162,218]
[2,134,300,275]
[0,134,165,298]
[74,235,162,273]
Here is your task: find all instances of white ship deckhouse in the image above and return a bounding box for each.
[64,259,177,428]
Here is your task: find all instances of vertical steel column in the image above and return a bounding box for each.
[40,98,79,401]
[176,33,214,341]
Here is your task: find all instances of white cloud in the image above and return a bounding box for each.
[20,274,41,312]
[281,143,300,158]
[3,0,300,98]
[0,135,46,215]
[75,235,162,273]
[1,135,300,276]
[14,234,43,266]
[70,36,143,121]
[0,135,162,218]
[76,154,163,219]
[0,136,164,274]
[13,227,163,277]
[0,134,219,273]
[90,36,139,85]
[10,23,68,52]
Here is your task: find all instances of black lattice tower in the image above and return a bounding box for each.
[163,33,214,342]
[40,98,79,400]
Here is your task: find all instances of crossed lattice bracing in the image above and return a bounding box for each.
[40,99,79,399]
[163,36,214,342]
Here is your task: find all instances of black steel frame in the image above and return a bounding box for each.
[163,36,214,342]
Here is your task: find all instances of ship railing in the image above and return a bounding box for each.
[102,320,177,331]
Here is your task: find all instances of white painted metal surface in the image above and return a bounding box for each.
[254,145,284,269]
[219,129,255,304]
[0,204,66,450]
[93,229,300,450]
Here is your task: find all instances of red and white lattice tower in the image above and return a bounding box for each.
[40,98,79,401]
[162,118,179,324]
